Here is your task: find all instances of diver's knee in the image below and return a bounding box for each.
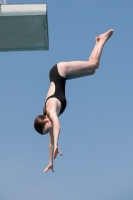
[94,60,99,69]
[90,60,99,69]
[91,69,96,75]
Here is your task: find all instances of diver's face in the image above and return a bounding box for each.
[42,118,53,135]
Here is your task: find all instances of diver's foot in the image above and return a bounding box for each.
[96,29,114,42]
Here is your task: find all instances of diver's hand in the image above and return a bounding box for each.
[43,163,54,173]
[53,146,63,159]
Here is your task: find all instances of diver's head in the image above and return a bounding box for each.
[34,115,53,135]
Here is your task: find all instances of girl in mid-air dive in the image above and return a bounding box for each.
[34,29,114,173]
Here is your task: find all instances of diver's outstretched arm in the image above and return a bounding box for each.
[43,129,62,173]
[48,110,63,159]
[43,130,54,173]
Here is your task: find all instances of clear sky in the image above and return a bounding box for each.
[0,0,133,200]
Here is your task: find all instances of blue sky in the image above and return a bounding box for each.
[0,0,133,200]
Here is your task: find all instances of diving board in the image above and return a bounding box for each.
[0,4,49,51]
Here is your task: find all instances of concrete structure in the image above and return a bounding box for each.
[0,4,49,51]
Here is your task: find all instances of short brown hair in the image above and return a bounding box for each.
[34,115,45,135]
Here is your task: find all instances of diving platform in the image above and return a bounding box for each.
[0,4,49,51]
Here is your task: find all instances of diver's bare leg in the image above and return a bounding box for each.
[58,29,114,77]
[66,69,95,80]
[88,29,114,62]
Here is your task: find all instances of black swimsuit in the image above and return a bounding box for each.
[44,64,67,115]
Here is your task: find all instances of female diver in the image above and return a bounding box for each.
[34,29,114,173]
